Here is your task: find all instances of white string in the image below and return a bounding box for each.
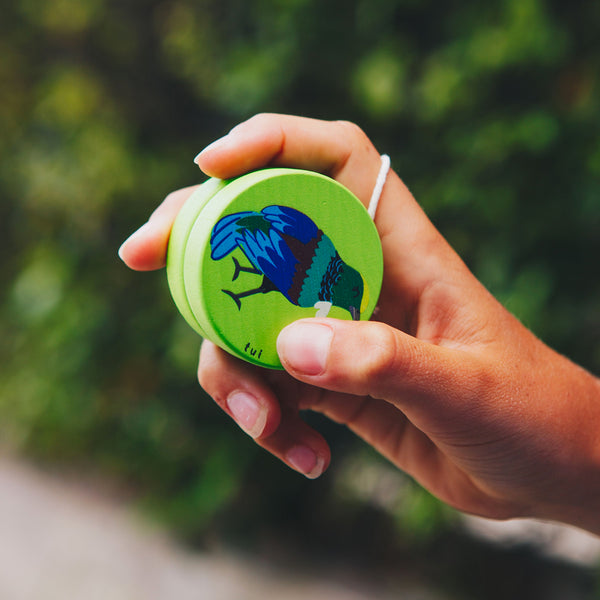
[367,154,390,221]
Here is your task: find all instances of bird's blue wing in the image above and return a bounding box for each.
[210,210,298,296]
[243,228,296,293]
[261,205,319,243]
[210,211,255,260]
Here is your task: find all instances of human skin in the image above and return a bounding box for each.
[119,114,600,535]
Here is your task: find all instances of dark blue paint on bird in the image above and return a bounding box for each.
[210,205,366,320]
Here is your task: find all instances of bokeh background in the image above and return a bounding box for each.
[1,0,599,598]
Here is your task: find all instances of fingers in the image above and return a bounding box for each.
[198,340,330,479]
[118,185,199,271]
[277,318,484,432]
[194,113,383,205]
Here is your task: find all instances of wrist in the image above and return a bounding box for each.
[533,362,600,535]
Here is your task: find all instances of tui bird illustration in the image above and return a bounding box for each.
[210,205,369,320]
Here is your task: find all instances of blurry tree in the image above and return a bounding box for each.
[0,0,598,550]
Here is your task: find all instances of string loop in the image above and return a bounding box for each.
[367,154,390,221]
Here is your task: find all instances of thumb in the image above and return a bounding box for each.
[276,318,482,423]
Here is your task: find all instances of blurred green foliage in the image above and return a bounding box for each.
[1,0,599,548]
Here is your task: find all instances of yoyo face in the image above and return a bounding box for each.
[166,168,383,369]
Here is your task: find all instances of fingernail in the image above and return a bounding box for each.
[226,391,266,438]
[286,445,324,479]
[193,135,229,165]
[277,322,333,375]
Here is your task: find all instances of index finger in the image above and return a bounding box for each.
[195,113,384,206]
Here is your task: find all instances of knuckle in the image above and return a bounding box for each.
[334,119,368,145]
[160,188,184,209]
[359,324,403,393]
[196,362,214,398]
[162,189,178,204]
[240,112,276,130]
[197,342,221,395]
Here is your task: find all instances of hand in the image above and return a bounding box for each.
[119,114,600,534]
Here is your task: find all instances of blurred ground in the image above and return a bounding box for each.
[0,455,444,600]
[0,454,599,600]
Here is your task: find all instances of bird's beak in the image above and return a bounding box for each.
[350,306,360,321]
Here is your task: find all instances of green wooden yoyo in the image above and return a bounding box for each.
[166,168,383,369]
